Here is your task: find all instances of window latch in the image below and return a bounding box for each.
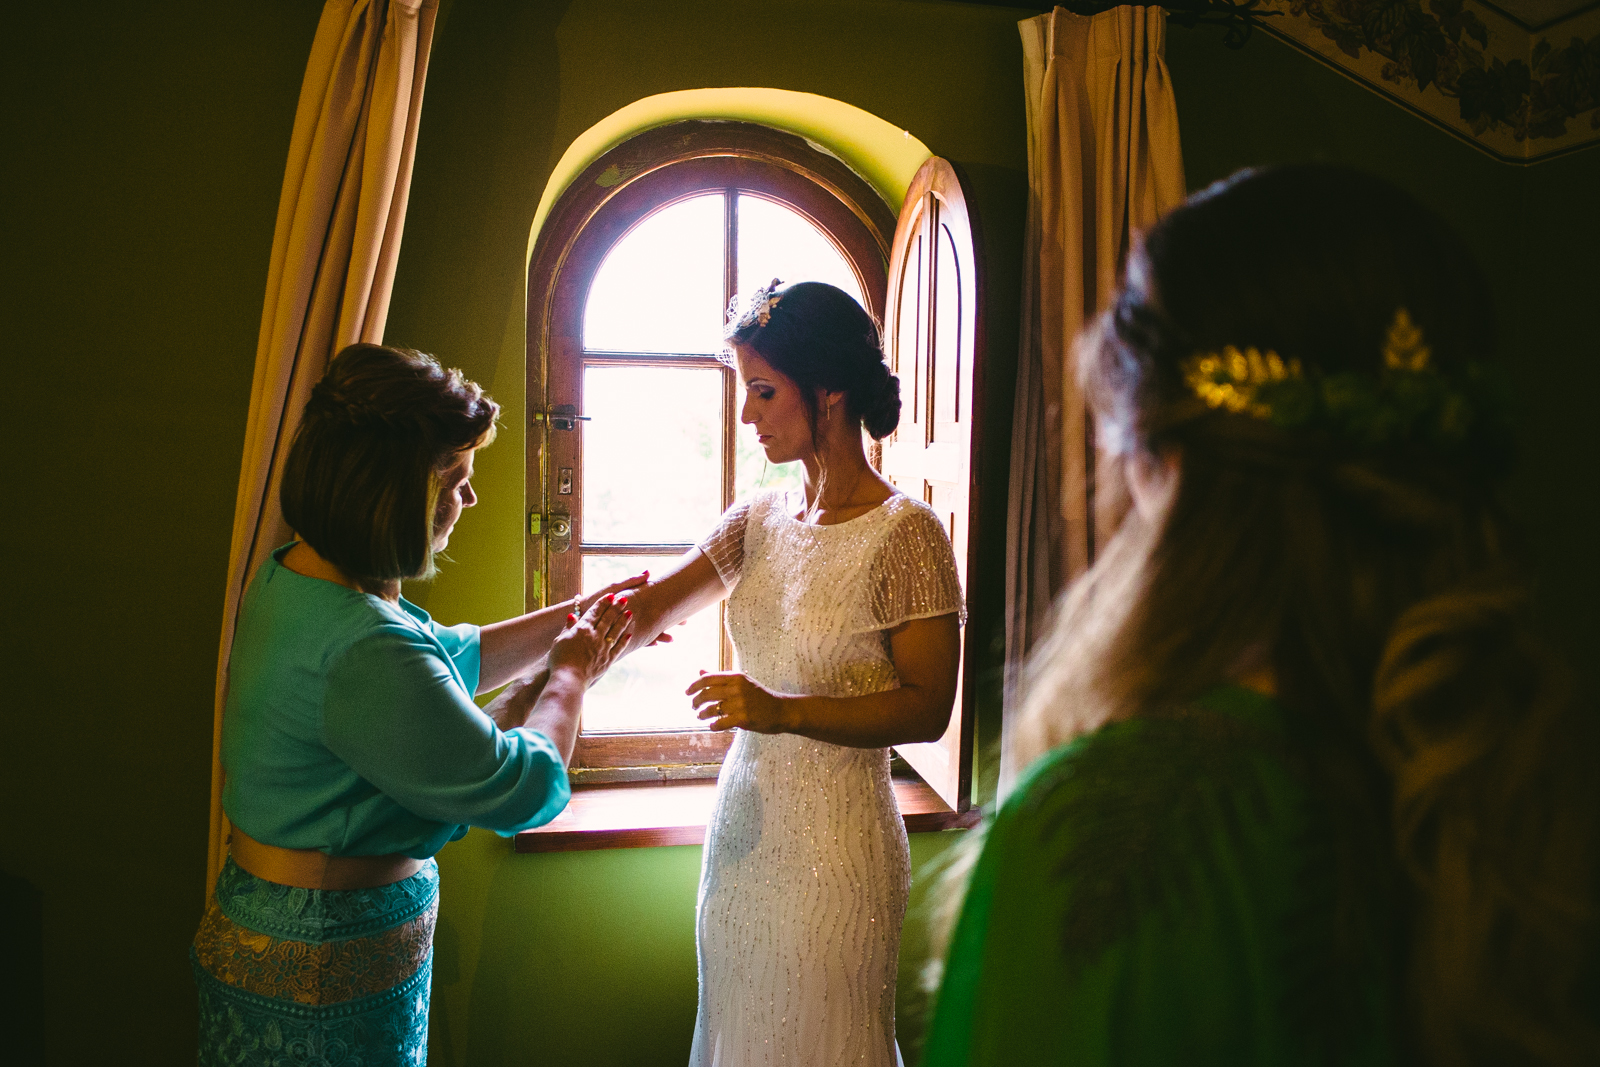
[534,404,590,431]
[529,509,573,553]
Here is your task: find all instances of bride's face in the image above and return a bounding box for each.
[734,344,812,465]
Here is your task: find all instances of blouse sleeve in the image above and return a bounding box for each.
[855,501,966,633]
[427,618,482,695]
[320,622,570,837]
[697,497,754,592]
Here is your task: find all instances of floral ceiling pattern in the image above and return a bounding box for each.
[1256,0,1600,161]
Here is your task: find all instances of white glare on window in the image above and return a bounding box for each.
[585,194,726,354]
[737,194,864,310]
[582,365,724,544]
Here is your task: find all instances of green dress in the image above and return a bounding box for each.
[923,686,1399,1066]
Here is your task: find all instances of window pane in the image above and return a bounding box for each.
[585,194,725,354]
[733,423,803,501]
[582,365,725,543]
[897,229,923,428]
[580,555,719,733]
[737,194,864,310]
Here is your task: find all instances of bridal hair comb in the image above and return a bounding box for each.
[1181,345,1303,419]
[725,278,784,339]
[1177,308,1502,453]
[1381,307,1431,372]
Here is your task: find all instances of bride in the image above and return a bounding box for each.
[623,280,965,1066]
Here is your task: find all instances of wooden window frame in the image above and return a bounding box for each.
[878,157,984,816]
[526,121,897,782]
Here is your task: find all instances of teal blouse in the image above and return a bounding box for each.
[924,686,1398,1066]
[222,543,570,859]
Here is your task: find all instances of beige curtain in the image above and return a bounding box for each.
[1001,5,1185,792]
[207,0,438,898]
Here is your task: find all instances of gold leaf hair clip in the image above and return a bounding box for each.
[1383,307,1431,372]
[1172,309,1479,447]
[1180,345,1303,419]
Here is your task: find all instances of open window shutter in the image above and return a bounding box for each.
[882,157,983,813]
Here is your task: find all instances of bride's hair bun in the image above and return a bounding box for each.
[857,359,901,441]
[725,280,901,440]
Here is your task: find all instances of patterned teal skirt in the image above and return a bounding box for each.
[192,857,439,1066]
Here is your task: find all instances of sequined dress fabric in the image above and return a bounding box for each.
[689,491,965,1067]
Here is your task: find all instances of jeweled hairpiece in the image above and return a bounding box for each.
[725,278,784,339]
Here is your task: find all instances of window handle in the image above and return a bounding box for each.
[534,404,591,431]
[529,509,573,553]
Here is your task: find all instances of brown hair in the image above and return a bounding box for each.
[727,280,901,442]
[1017,166,1597,1064]
[280,343,499,584]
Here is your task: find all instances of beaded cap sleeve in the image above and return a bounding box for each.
[696,497,752,591]
[856,496,966,634]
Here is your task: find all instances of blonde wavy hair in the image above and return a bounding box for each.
[1008,166,1598,1065]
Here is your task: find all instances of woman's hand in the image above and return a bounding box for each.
[577,572,649,615]
[548,594,632,687]
[686,671,792,733]
[577,572,673,646]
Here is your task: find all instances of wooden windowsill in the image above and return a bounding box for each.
[514,777,980,853]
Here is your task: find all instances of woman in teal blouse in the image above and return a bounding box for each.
[194,344,641,1065]
[925,166,1599,1066]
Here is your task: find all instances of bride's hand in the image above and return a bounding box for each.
[687,671,790,733]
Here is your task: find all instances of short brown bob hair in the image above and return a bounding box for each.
[280,343,499,583]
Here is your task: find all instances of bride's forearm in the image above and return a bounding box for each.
[612,549,727,658]
[779,687,953,749]
[477,572,657,693]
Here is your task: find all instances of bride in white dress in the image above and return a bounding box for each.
[624,281,965,1067]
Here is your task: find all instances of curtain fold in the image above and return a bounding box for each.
[1001,5,1186,794]
[207,0,438,898]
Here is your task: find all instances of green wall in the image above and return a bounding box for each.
[4,3,1594,1065]
[2,3,324,1062]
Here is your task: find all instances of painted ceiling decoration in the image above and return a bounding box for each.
[1055,0,1600,162]
[1257,0,1600,162]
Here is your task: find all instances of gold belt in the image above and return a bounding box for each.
[229,828,425,891]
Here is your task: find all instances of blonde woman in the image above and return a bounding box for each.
[925,166,1598,1066]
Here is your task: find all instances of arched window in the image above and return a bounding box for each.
[529,121,893,780]
[526,122,980,827]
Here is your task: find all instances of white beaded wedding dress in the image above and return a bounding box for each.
[688,489,965,1067]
